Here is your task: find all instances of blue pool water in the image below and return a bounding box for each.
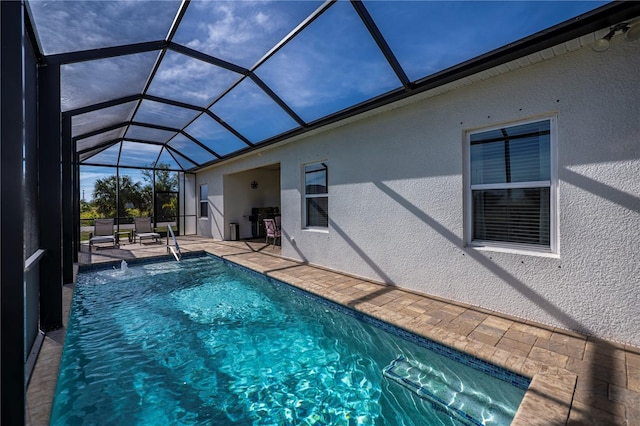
[51,255,528,425]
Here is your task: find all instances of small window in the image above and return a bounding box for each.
[304,162,328,228]
[467,118,556,252]
[199,184,208,218]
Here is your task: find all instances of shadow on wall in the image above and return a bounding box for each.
[210,201,223,239]
[316,178,632,423]
[561,167,640,213]
[328,219,395,285]
[281,228,308,264]
[372,180,587,332]
[371,180,632,423]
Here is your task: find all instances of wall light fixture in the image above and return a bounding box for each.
[593,22,640,52]
[624,22,640,42]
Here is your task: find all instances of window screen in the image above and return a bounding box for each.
[469,119,553,249]
[304,163,328,228]
[199,184,208,218]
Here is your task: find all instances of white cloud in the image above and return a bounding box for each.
[254,11,269,27]
[29,1,180,55]
[174,1,319,67]
[147,51,240,106]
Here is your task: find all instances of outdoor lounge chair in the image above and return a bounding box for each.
[134,217,161,245]
[89,218,117,251]
[264,218,281,247]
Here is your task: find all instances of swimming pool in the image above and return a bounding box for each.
[51,255,529,425]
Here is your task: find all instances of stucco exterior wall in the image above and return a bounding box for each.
[197,38,640,346]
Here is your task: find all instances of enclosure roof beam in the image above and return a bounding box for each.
[202,110,254,147]
[76,140,120,157]
[351,0,411,90]
[46,40,167,65]
[179,130,222,159]
[165,144,200,168]
[74,122,128,142]
[249,0,336,72]
[73,121,181,142]
[80,162,185,173]
[64,94,142,117]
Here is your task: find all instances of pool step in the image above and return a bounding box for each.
[382,356,515,426]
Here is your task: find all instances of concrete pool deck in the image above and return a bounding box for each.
[27,237,640,425]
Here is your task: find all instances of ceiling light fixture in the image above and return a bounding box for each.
[593,22,640,52]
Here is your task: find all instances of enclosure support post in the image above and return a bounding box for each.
[73,144,80,262]
[62,114,74,280]
[1,2,27,423]
[38,62,64,330]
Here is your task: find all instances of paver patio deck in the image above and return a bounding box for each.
[27,237,640,425]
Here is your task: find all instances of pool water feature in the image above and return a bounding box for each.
[51,255,529,425]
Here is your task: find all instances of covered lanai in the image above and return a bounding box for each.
[3,0,640,424]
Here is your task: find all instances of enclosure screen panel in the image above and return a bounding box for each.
[256,2,400,123]
[61,52,159,111]
[210,78,299,143]
[73,101,137,139]
[173,1,321,69]
[29,1,180,55]
[363,0,609,81]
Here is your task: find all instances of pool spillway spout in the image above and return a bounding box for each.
[121,260,128,272]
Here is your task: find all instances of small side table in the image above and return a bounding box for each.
[115,230,132,245]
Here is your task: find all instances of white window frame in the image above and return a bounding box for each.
[199,184,208,218]
[303,161,328,230]
[464,116,558,255]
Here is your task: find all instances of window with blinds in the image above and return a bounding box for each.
[199,184,208,218]
[467,118,555,251]
[304,162,328,228]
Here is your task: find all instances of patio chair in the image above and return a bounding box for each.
[89,218,117,252]
[264,218,281,247]
[134,217,161,245]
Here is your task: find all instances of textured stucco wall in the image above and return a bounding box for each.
[197,38,640,346]
[181,173,197,235]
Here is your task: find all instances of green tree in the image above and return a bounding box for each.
[141,163,178,192]
[141,164,179,221]
[92,175,148,218]
[80,199,93,214]
[80,199,99,221]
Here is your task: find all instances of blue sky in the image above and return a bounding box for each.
[28,0,609,198]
